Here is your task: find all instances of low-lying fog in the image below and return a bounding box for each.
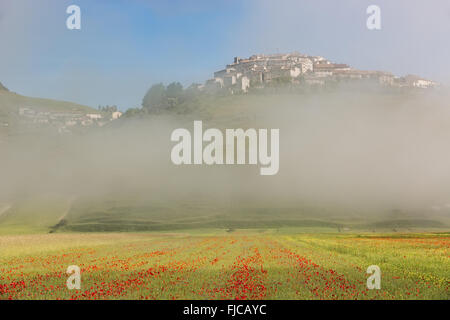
[2,89,450,218]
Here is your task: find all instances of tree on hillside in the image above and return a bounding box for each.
[166,82,184,107]
[142,83,167,111]
[184,83,203,100]
[166,82,183,97]
[123,107,144,117]
[142,82,187,111]
[98,105,118,113]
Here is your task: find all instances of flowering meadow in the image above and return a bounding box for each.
[0,231,448,300]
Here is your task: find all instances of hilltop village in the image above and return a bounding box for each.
[0,52,440,134]
[201,52,437,94]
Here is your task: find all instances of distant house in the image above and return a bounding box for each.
[403,75,436,88]
[313,63,350,73]
[86,113,102,120]
[241,76,250,93]
[111,111,122,120]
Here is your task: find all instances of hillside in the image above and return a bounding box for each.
[0,195,448,235]
[0,90,95,114]
[0,81,9,92]
[0,86,98,134]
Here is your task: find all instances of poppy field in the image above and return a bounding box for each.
[0,230,448,300]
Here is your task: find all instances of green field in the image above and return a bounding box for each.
[0,197,448,300]
[0,230,448,300]
[1,195,449,235]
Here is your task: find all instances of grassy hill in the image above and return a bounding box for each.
[0,196,72,234]
[0,85,95,113]
[0,195,448,235]
[0,86,97,135]
[0,81,8,92]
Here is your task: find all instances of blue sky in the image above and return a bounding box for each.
[1,0,450,110]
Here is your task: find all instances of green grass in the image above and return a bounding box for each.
[0,195,72,235]
[0,195,448,235]
[0,91,95,114]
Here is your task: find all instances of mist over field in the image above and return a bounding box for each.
[1,1,450,304]
[2,88,450,229]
